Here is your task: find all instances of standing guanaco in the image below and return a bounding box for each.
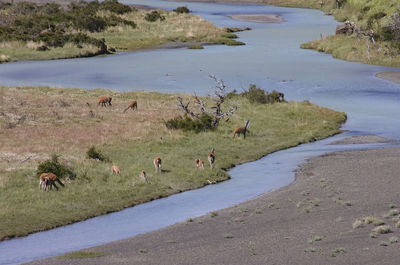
[195,158,204,169]
[97,96,112,107]
[123,100,137,113]
[39,173,64,191]
[140,170,148,183]
[208,148,215,169]
[233,120,250,139]
[154,157,162,173]
[111,165,121,175]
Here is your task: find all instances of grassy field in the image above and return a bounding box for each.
[0,85,346,240]
[89,9,234,51]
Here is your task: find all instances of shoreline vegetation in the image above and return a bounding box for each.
[0,0,246,64]
[181,0,400,68]
[0,85,346,240]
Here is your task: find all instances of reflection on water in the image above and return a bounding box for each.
[0,1,399,264]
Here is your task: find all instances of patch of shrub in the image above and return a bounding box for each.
[145,10,165,22]
[241,84,286,104]
[373,225,391,234]
[173,6,190,14]
[105,15,136,28]
[87,146,108,161]
[101,0,133,14]
[164,114,214,133]
[37,154,74,179]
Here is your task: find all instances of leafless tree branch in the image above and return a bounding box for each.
[176,75,238,128]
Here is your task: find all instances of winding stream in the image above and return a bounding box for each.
[0,1,400,264]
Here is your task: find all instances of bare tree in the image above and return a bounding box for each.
[177,75,238,128]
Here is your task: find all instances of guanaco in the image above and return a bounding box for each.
[123,100,137,113]
[97,96,112,107]
[195,158,204,169]
[39,173,64,191]
[111,165,121,175]
[154,157,162,173]
[233,120,250,139]
[140,170,148,183]
[208,148,215,169]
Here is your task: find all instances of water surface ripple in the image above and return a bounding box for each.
[0,1,399,264]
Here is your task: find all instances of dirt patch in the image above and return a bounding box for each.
[330,135,393,145]
[227,14,283,23]
[376,71,400,84]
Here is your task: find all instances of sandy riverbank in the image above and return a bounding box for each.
[227,14,283,23]
[28,136,400,265]
[376,72,400,85]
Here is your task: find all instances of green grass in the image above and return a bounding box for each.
[0,85,346,240]
[188,44,204,49]
[301,35,400,67]
[58,251,107,259]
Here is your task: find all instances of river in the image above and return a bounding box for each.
[0,1,399,264]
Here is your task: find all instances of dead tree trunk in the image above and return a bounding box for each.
[176,75,238,128]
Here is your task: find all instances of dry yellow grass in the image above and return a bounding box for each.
[0,86,185,185]
[90,9,228,50]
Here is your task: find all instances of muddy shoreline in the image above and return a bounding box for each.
[376,71,400,85]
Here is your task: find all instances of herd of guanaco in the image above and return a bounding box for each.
[40,96,249,191]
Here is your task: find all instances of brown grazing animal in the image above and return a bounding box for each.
[97,96,112,107]
[123,100,137,113]
[39,173,64,191]
[140,170,148,183]
[208,148,215,169]
[195,158,204,169]
[154,157,162,173]
[233,120,250,139]
[111,165,121,175]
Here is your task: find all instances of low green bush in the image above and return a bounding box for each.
[145,10,165,22]
[234,84,286,104]
[101,0,133,14]
[87,146,108,161]
[37,154,74,179]
[173,6,190,14]
[164,114,214,133]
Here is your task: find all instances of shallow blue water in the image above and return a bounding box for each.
[0,1,400,264]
